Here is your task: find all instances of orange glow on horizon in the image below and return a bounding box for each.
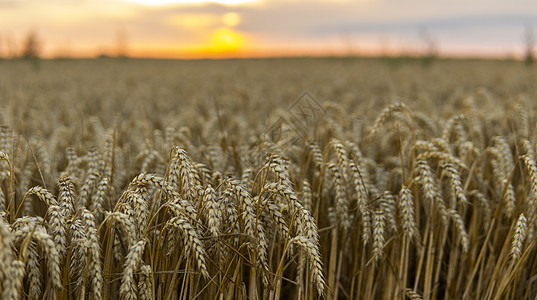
[43,42,514,60]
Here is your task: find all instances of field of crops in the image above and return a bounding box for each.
[1,57,537,299]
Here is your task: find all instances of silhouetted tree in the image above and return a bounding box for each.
[525,24,535,66]
[419,26,438,65]
[21,30,41,59]
[116,26,128,58]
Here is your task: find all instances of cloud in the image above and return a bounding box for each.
[333,14,535,31]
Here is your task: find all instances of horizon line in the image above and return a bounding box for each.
[1,53,527,61]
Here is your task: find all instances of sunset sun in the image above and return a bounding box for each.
[211,28,243,52]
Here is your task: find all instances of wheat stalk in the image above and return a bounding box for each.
[372,209,386,262]
[164,217,209,278]
[1,260,25,300]
[138,264,153,300]
[289,236,325,296]
[120,239,147,300]
[399,185,418,241]
[511,213,528,262]
[12,225,62,291]
[81,208,103,300]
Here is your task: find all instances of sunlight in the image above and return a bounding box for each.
[211,28,243,52]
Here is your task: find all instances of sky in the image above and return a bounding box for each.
[0,0,536,59]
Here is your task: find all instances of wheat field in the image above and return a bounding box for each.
[1,57,537,299]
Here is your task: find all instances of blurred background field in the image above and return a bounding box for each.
[2,57,536,138]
